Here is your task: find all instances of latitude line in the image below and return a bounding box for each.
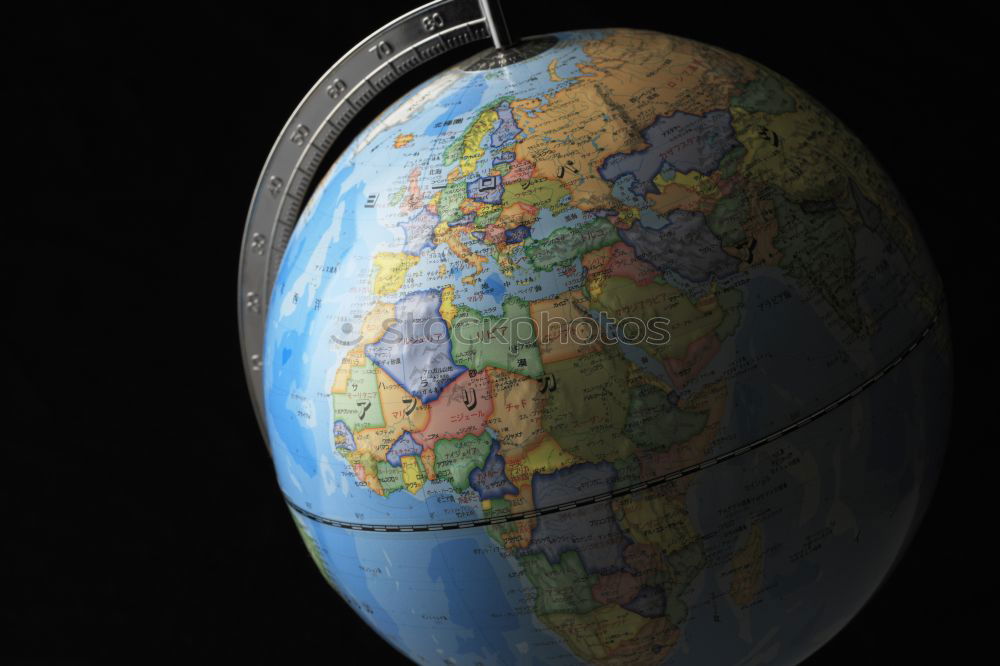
[285,312,940,533]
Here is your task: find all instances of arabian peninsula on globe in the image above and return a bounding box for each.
[262,28,952,665]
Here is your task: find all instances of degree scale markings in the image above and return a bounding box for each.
[285,312,941,532]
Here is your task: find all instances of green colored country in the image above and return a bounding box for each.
[733,75,796,114]
[388,184,405,207]
[525,217,619,271]
[622,383,708,452]
[449,296,543,378]
[332,359,384,431]
[433,432,492,493]
[718,145,748,180]
[502,177,571,219]
[520,550,601,616]
[483,497,511,518]
[706,190,749,246]
[541,349,634,463]
[612,454,642,489]
[770,188,866,331]
[437,180,469,225]
[376,460,405,495]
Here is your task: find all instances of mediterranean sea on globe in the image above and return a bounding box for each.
[262,28,951,665]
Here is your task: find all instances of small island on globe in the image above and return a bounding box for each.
[261,27,951,665]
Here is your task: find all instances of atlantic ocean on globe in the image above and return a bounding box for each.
[262,28,951,665]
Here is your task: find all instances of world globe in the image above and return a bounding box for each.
[261,27,952,665]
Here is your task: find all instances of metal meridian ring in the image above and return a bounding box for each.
[239,0,501,446]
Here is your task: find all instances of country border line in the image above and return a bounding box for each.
[285,312,940,533]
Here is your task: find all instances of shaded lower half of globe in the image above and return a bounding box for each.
[290,323,949,664]
[261,28,952,665]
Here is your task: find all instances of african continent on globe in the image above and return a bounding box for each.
[263,28,951,665]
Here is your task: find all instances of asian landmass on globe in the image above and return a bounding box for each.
[263,28,951,665]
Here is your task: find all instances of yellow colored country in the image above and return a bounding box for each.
[589,275,724,360]
[371,252,420,296]
[503,434,583,515]
[542,603,674,666]
[331,302,396,393]
[455,109,497,176]
[401,456,427,494]
[439,285,457,325]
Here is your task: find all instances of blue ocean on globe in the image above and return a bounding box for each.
[262,28,951,665]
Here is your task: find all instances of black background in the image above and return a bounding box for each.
[8,1,997,662]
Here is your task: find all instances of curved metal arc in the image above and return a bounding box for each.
[238,0,495,448]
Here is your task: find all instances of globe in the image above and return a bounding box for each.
[262,28,951,665]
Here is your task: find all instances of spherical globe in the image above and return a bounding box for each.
[263,28,951,665]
